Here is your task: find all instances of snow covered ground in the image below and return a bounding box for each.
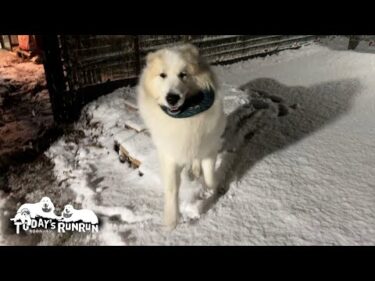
[2,36,375,245]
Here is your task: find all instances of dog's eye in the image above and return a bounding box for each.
[160,73,167,79]
[178,72,187,80]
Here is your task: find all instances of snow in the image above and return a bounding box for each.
[0,192,6,246]
[11,36,375,245]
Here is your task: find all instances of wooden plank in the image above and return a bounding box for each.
[123,91,138,110]
[124,115,146,133]
[117,131,153,169]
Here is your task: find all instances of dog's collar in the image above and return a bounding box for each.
[160,88,215,118]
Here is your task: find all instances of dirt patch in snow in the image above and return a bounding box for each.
[0,49,61,173]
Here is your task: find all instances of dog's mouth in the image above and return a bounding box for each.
[160,88,215,118]
[42,206,52,213]
[63,212,72,218]
[166,105,182,115]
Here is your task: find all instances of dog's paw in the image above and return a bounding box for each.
[163,218,178,231]
[199,188,214,199]
[163,211,179,231]
[164,223,178,232]
[180,201,201,221]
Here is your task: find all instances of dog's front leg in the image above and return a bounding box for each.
[160,154,182,230]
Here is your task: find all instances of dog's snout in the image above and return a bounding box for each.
[166,93,180,106]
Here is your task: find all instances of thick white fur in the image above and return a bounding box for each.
[61,204,99,224]
[137,44,226,230]
[11,197,58,223]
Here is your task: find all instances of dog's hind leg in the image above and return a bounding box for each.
[192,159,201,178]
[201,155,217,190]
[186,159,201,181]
[159,154,182,230]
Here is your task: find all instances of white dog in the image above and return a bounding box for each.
[61,204,99,224]
[10,208,32,226]
[137,44,226,229]
[11,197,58,225]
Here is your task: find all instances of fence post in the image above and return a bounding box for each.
[182,35,192,43]
[38,35,68,123]
[348,35,360,50]
[134,35,141,75]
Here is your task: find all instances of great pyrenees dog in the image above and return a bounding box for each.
[137,44,226,230]
[61,204,99,224]
[11,197,58,225]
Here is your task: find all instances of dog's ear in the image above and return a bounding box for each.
[178,44,199,59]
[146,51,158,66]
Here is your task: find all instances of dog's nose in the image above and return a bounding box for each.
[166,93,180,106]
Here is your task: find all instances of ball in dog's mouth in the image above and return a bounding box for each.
[167,105,182,115]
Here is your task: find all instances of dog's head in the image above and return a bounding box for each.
[39,197,54,213]
[62,204,75,218]
[141,44,216,114]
